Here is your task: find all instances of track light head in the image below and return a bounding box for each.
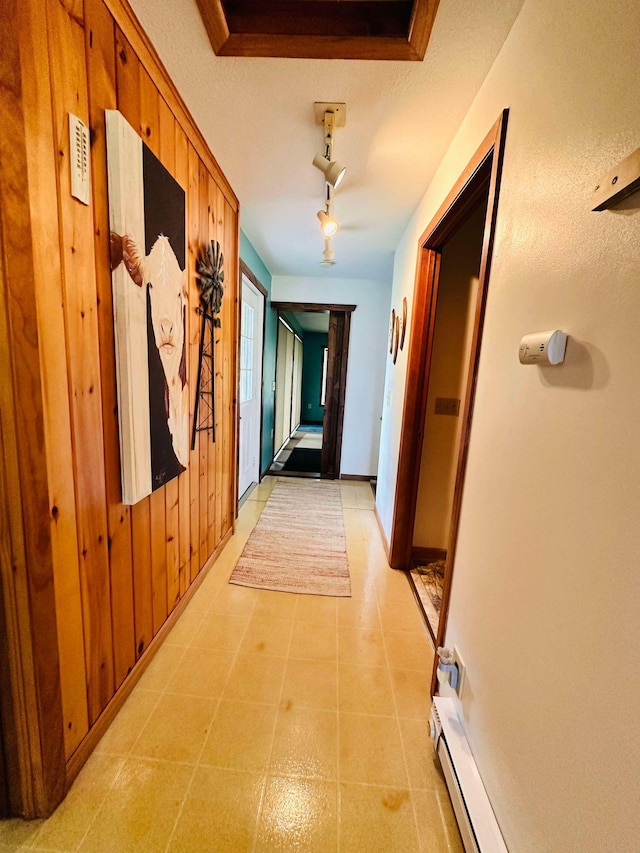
[317,209,338,237]
[312,153,346,189]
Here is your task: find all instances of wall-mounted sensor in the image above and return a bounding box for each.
[518,330,567,365]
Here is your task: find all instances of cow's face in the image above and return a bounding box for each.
[112,232,187,388]
[144,236,186,383]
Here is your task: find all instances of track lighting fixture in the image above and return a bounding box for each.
[320,238,336,267]
[312,103,347,264]
[312,153,346,190]
[317,208,338,237]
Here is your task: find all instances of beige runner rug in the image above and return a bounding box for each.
[230,479,351,597]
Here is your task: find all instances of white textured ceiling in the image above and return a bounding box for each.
[128,0,524,281]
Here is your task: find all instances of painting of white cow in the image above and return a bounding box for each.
[105,110,188,504]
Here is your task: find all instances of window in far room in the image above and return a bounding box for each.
[320,345,329,407]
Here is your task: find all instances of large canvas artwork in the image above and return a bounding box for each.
[106,110,188,505]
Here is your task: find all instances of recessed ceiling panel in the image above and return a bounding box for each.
[196,0,439,60]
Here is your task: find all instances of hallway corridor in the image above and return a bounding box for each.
[0,480,461,852]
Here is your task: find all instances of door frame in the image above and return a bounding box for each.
[237,261,267,505]
[271,302,355,479]
[387,110,509,689]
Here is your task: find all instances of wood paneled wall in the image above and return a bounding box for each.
[0,0,238,816]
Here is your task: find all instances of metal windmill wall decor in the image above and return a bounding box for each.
[192,239,224,448]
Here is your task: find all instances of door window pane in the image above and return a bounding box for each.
[240,302,254,403]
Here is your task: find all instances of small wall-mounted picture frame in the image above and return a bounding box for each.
[393,314,400,364]
[400,297,407,350]
[389,308,396,354]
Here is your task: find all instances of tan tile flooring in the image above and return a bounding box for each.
[0,479,463,852]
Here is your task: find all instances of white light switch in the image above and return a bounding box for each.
[69,114,90,205]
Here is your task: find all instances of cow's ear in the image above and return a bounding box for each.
[121,235,145,288]
[110,232,123,271]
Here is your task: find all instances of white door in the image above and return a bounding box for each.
[238,275,264,498]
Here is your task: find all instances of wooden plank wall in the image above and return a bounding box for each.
[7,0,238,781]
[1,0,68,815]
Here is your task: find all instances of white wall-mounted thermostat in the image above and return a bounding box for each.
[518,330,567,365]
[69,113,90,205]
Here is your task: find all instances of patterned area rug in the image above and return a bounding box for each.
[230,479,351,596]
[409,561,445,637]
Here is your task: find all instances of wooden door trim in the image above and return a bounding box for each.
[270,303,354,480]
[332,309,351,478]
[385,111,509,691]
[240,260,268,299]
[321,310,352,478]
[271,302,356,314]
[389,110,508,566]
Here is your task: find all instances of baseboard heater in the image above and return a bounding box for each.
[429,697,508,852]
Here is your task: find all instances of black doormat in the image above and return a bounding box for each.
[282,447,322,473]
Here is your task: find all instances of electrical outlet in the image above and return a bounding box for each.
[453,646,466,696]
[435,397,460,416]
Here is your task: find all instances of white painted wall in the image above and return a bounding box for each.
[271,276,391,476]
[377,0,640,850]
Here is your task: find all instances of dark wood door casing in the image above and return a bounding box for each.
[271,301,354,480]
[385,111,509,695]
[321,311,351,478]
[0,706,9,818]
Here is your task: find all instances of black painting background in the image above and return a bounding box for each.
[142,144,186,491]
[143,145,185,266]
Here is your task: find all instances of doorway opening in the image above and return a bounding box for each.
[408,204,486,641]
[270,302,355,479]
[270,313,311,476]
[388,111,509,684]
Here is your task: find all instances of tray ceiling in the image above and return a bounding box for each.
[196,0,439,60]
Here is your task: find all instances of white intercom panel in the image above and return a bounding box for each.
[69,113,90,205]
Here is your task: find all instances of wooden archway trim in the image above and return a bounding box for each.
[387,111,509,691]
[389,111,508,568]
[271,302,356,313]
[271,301,355,478]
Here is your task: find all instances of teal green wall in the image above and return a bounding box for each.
[240,230,276,475]
[301,333,328,424]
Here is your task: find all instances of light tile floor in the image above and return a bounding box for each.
[0,478,463,853]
